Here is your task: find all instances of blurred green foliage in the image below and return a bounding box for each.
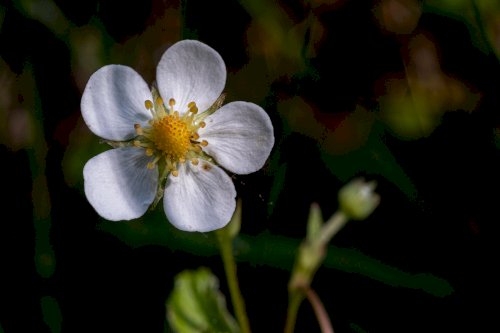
[41,296,62,333]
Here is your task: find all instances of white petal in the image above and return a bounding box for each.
[163,162,236,232]
[200,101,274,174]
[156,40,226,115]
[81,65,153,141]
[83,147,158,221]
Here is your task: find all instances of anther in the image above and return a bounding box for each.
[134,124,143,135]
[147,162,155,169]
[144,100,153,110]
[156,97,163,106]
[191,133,200,140]
[188,101,198,114]
[133,140,141,147]
[171,170,179,177]
[179,157,186,163]
[169,98,176,107]
[191,158,199,166]
[145,148,154,156]
[199,121,206,128]
[200,140,208,147]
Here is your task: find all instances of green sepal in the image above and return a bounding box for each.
[306,203,323,244]
[195,93,226,122]
[100,139,134,148]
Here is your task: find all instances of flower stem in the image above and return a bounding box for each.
[318,211,349,245]
[217,233,252,333]
[285,210,348,333]
[305,287,334,333]
[284,291,304,333]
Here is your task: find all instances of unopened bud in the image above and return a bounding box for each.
[338,178,380,220]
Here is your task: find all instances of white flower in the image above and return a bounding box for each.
[81,40,274,232]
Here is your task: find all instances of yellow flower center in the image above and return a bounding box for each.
[151,114,191,160]
[132,96,209,177]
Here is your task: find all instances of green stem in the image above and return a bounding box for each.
[318,212,348,245]
[285,211,348,333]
[217,233,252,333]
[284,291,304,333]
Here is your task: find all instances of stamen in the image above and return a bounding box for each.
[188,101,198,114]
[168,98,176,114]
[166,159,174,171]
[199,121,206,128]
[191,133,200,140]
[200,140,208,147]
[134,124,143,135]
[171,170,179,177]
[191,158,199,166]
[144,100,153,110]
[156,97,164,106]
[147,155,161,169]
[133,140,154,148]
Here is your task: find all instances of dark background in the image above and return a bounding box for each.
[1,0,499,332]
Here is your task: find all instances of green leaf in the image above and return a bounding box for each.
[167,268,240,333]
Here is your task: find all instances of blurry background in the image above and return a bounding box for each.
[1,0,500,332]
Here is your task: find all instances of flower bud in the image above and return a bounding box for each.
[338,178,380,220]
